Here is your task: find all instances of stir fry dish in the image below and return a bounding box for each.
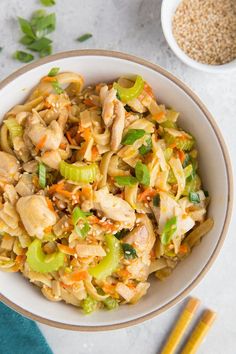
[0,70,213,313]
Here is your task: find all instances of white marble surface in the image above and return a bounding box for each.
[0,0,236,353]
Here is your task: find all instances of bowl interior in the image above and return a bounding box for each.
[161,0,236,73]
[0,53,230,329]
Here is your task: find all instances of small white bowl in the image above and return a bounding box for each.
[161,0,236,73]
[0,50,233,331]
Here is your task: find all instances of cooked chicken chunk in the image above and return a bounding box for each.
[123,214,155,264]
[101,87,117,127]
[41,150,62,170]
[0,151,20,183]
[94,187,135,227]
[16,195,57,238]
[27,113,63,152]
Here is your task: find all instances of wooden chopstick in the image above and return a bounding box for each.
[160,297,200,354]
[181,309,216,354]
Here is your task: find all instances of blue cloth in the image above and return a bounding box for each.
[0,301,53,354]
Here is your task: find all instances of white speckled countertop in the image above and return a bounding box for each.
[0,1,236,353]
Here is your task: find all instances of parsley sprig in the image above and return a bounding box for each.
[13,9,56,62]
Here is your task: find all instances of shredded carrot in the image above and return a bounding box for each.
[179,244,189,254]
[48,183,72,199]
[91,146,98,160]
[81,127,91,142]
[169,142,177,149]
[88,215,100,224]
[66,131,76,145]
[59,142,67,150]
[35,135,47,153]
[57,244,76,256]
[41,76,57,83]
[116,268,130,279]
[102,283,116,295]
[83,98,96,107]
[81,186,91,199]
[178,150,185,163]
[46,197,55,212]
[60,282,72,289]
[153,111,165,122]
[44,226,52,234]
[138,188,156,202]
[150,248,156,261]
[66,270,88,282]
[15,255,25,264]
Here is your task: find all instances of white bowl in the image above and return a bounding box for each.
[161,0,236,73]
[0,50,233,331]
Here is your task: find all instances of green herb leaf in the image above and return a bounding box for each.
[72,207,92,238]
[20,35,35,45]
[77,33,93,42]
[18,17,36,39]
[48,67,60,76]
[153,194,160,207]
[161,216,177,245]
[139,136,152,155]
[124,105,132,112]
[114,229,129,240]
[38,162,47,188]
[72,207,91,224]
[122,243,137,260]
[189,192,200,204]
[114,176,137,186]
[182,153,190,168]
[75,222,90,238]
[31,9,47,23]
[13,51,34,63]
[204,190,209,197]
[27,37,52,52]
[39,45,52,57]
[51,80,64,94]
[40,0,56,6]
[121,129,145,145]
[135,161,150,186]
[0,47,3,52]
[33,13,56,38]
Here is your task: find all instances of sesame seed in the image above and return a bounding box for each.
[172,0,236,65]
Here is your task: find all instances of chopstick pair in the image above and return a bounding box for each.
[160,297,216,354]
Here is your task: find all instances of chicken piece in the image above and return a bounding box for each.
[26,113,63,152]
[15,174,35,197]
[0,151,20,183]
[16,195,57,238]
[12,136,30,162]
[110,101,125,151]
[94,187,135,227]
[40,150,61,170]
[123,214,156,264]
[127,258,150,282]
[101,87,117,127]
[0,202,20,230]
[3,184,19,205]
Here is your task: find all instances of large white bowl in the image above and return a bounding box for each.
[0,50,233,331]
[161,0,236,73]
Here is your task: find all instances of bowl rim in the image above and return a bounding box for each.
[161,0,236,73]
[0,49,233,331]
